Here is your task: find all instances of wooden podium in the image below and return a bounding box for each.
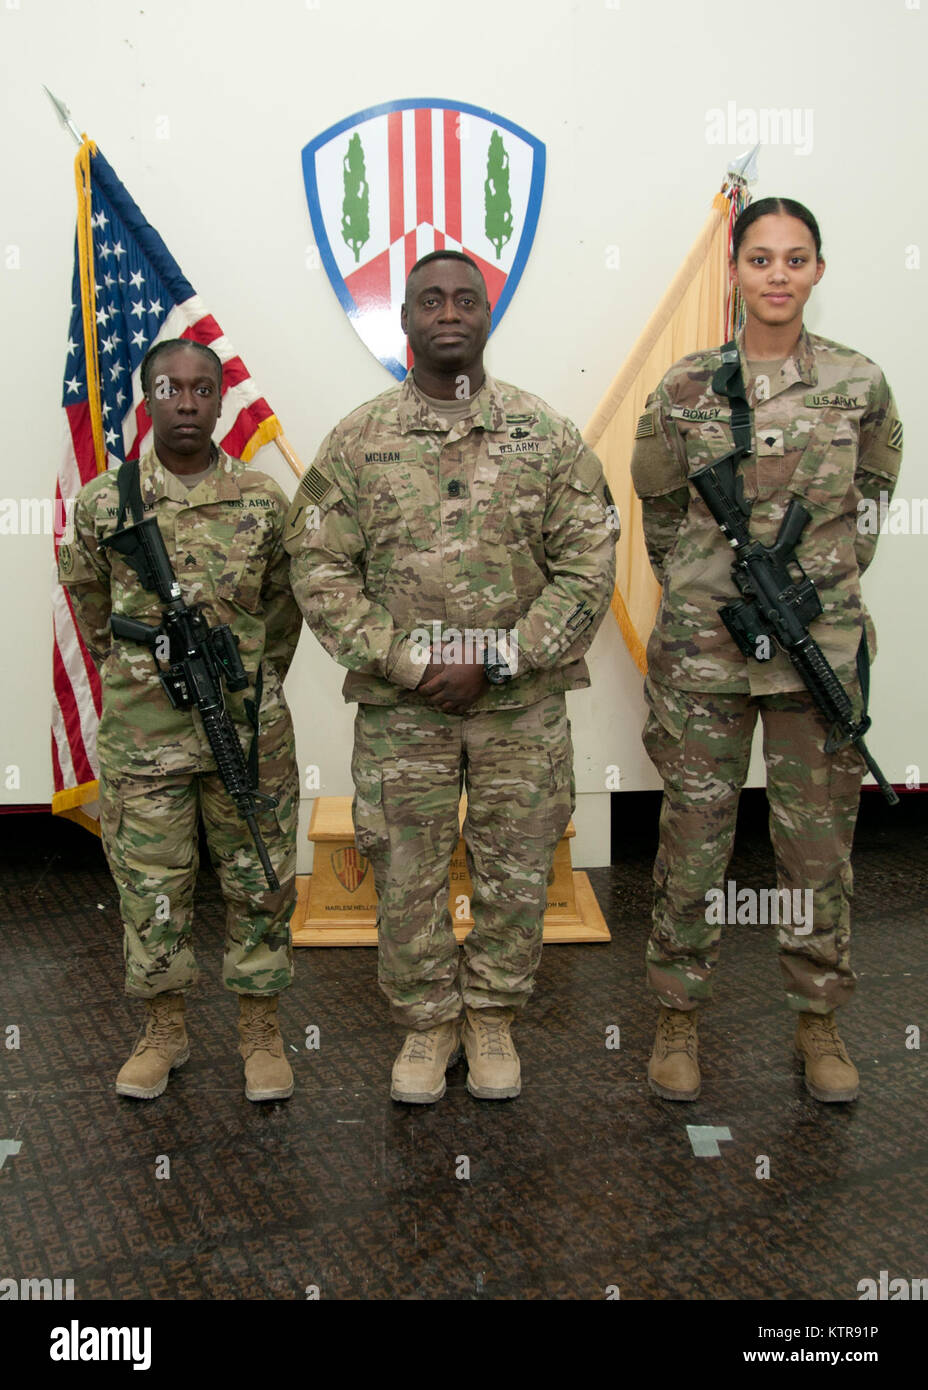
[290,796,610,946]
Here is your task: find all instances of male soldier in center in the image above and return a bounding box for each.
[285,250,616,1102]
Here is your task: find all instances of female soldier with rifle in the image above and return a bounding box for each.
[631,197,903,1103]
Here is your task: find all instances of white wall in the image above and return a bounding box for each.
[2,0,925,868]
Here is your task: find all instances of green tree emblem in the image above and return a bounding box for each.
[484,130,513,261]
[341,133,370,264]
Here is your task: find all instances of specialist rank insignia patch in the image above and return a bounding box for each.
[299,465,333,505]
[635,412,656,439]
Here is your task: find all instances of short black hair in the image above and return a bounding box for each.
[732,197,822,260]
[140,338,224,395]
[404,249,487,302]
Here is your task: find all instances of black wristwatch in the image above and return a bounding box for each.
[484,639,514,685]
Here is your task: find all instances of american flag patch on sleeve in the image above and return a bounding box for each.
[635,412,656,439]
[299,465,334,505]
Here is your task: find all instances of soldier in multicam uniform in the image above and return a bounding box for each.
[58,340,301,1103]
[285,250,616,1103]
[631,198,903,1103]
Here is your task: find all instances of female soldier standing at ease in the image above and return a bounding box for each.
[631,197,903,1102]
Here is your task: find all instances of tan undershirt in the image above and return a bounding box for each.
[177,462,217,490]
[412,379,488,426]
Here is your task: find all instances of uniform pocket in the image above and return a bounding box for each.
[351,759,385,858]
[99,784,124,846]
[828,742,864,805]
[380,753,460,837]
[215,513,277,614]
[641,679,699,792]
[545,744,575,850]
[380,463,436,551]
[787,414,856,517]
[643,676,688,741]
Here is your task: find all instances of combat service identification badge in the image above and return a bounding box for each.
[301,99,546,380]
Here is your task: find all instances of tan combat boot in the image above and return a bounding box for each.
[238,995,294,1102]
[648,1005,701,1100]
[462,1008,521,1100]
[390,1019,462,1103]
[795,1011,859,1102]
[115,993,189,1099]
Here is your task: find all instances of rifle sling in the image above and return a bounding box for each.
[855,632,871,721]
[711,341,752,458]
[116,456,145,528]
[243,663,263,793]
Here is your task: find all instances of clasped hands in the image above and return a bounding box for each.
[418,644,488,716]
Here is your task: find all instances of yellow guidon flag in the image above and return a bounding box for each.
[584,157,754,673]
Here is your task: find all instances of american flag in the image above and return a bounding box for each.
[53,143,281,830]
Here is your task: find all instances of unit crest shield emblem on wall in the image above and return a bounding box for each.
[302,99,546,379]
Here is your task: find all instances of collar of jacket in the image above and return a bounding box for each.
[734,322,818,393]
[138,446,244,507]
[396,371,507,436]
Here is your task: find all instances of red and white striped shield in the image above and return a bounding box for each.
[302,99,546,380]
[331,847,370,894]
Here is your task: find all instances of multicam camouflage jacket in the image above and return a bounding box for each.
[58,447,301,775]
[630,327,903,694]
[283,373,618,710]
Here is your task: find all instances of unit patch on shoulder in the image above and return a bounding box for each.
[635,412,656,439]
[889,418,903,451]
[298,465,334,506]
[58,543,73,576]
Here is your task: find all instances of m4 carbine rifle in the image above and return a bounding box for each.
[101,513,282,889]
[690,453,898,806]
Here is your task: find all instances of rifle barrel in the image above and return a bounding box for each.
[244,813,281,891]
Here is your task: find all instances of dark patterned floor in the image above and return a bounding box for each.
[1,792,926,1315]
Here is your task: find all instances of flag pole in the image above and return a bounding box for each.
[43,87,83,146]
[273,431,306,481]
[46,90,108,475]
[45,89,309,487]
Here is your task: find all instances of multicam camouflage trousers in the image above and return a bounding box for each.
[642,679,864,1014]
[351,694,575,1029]
[98,734,298,998]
